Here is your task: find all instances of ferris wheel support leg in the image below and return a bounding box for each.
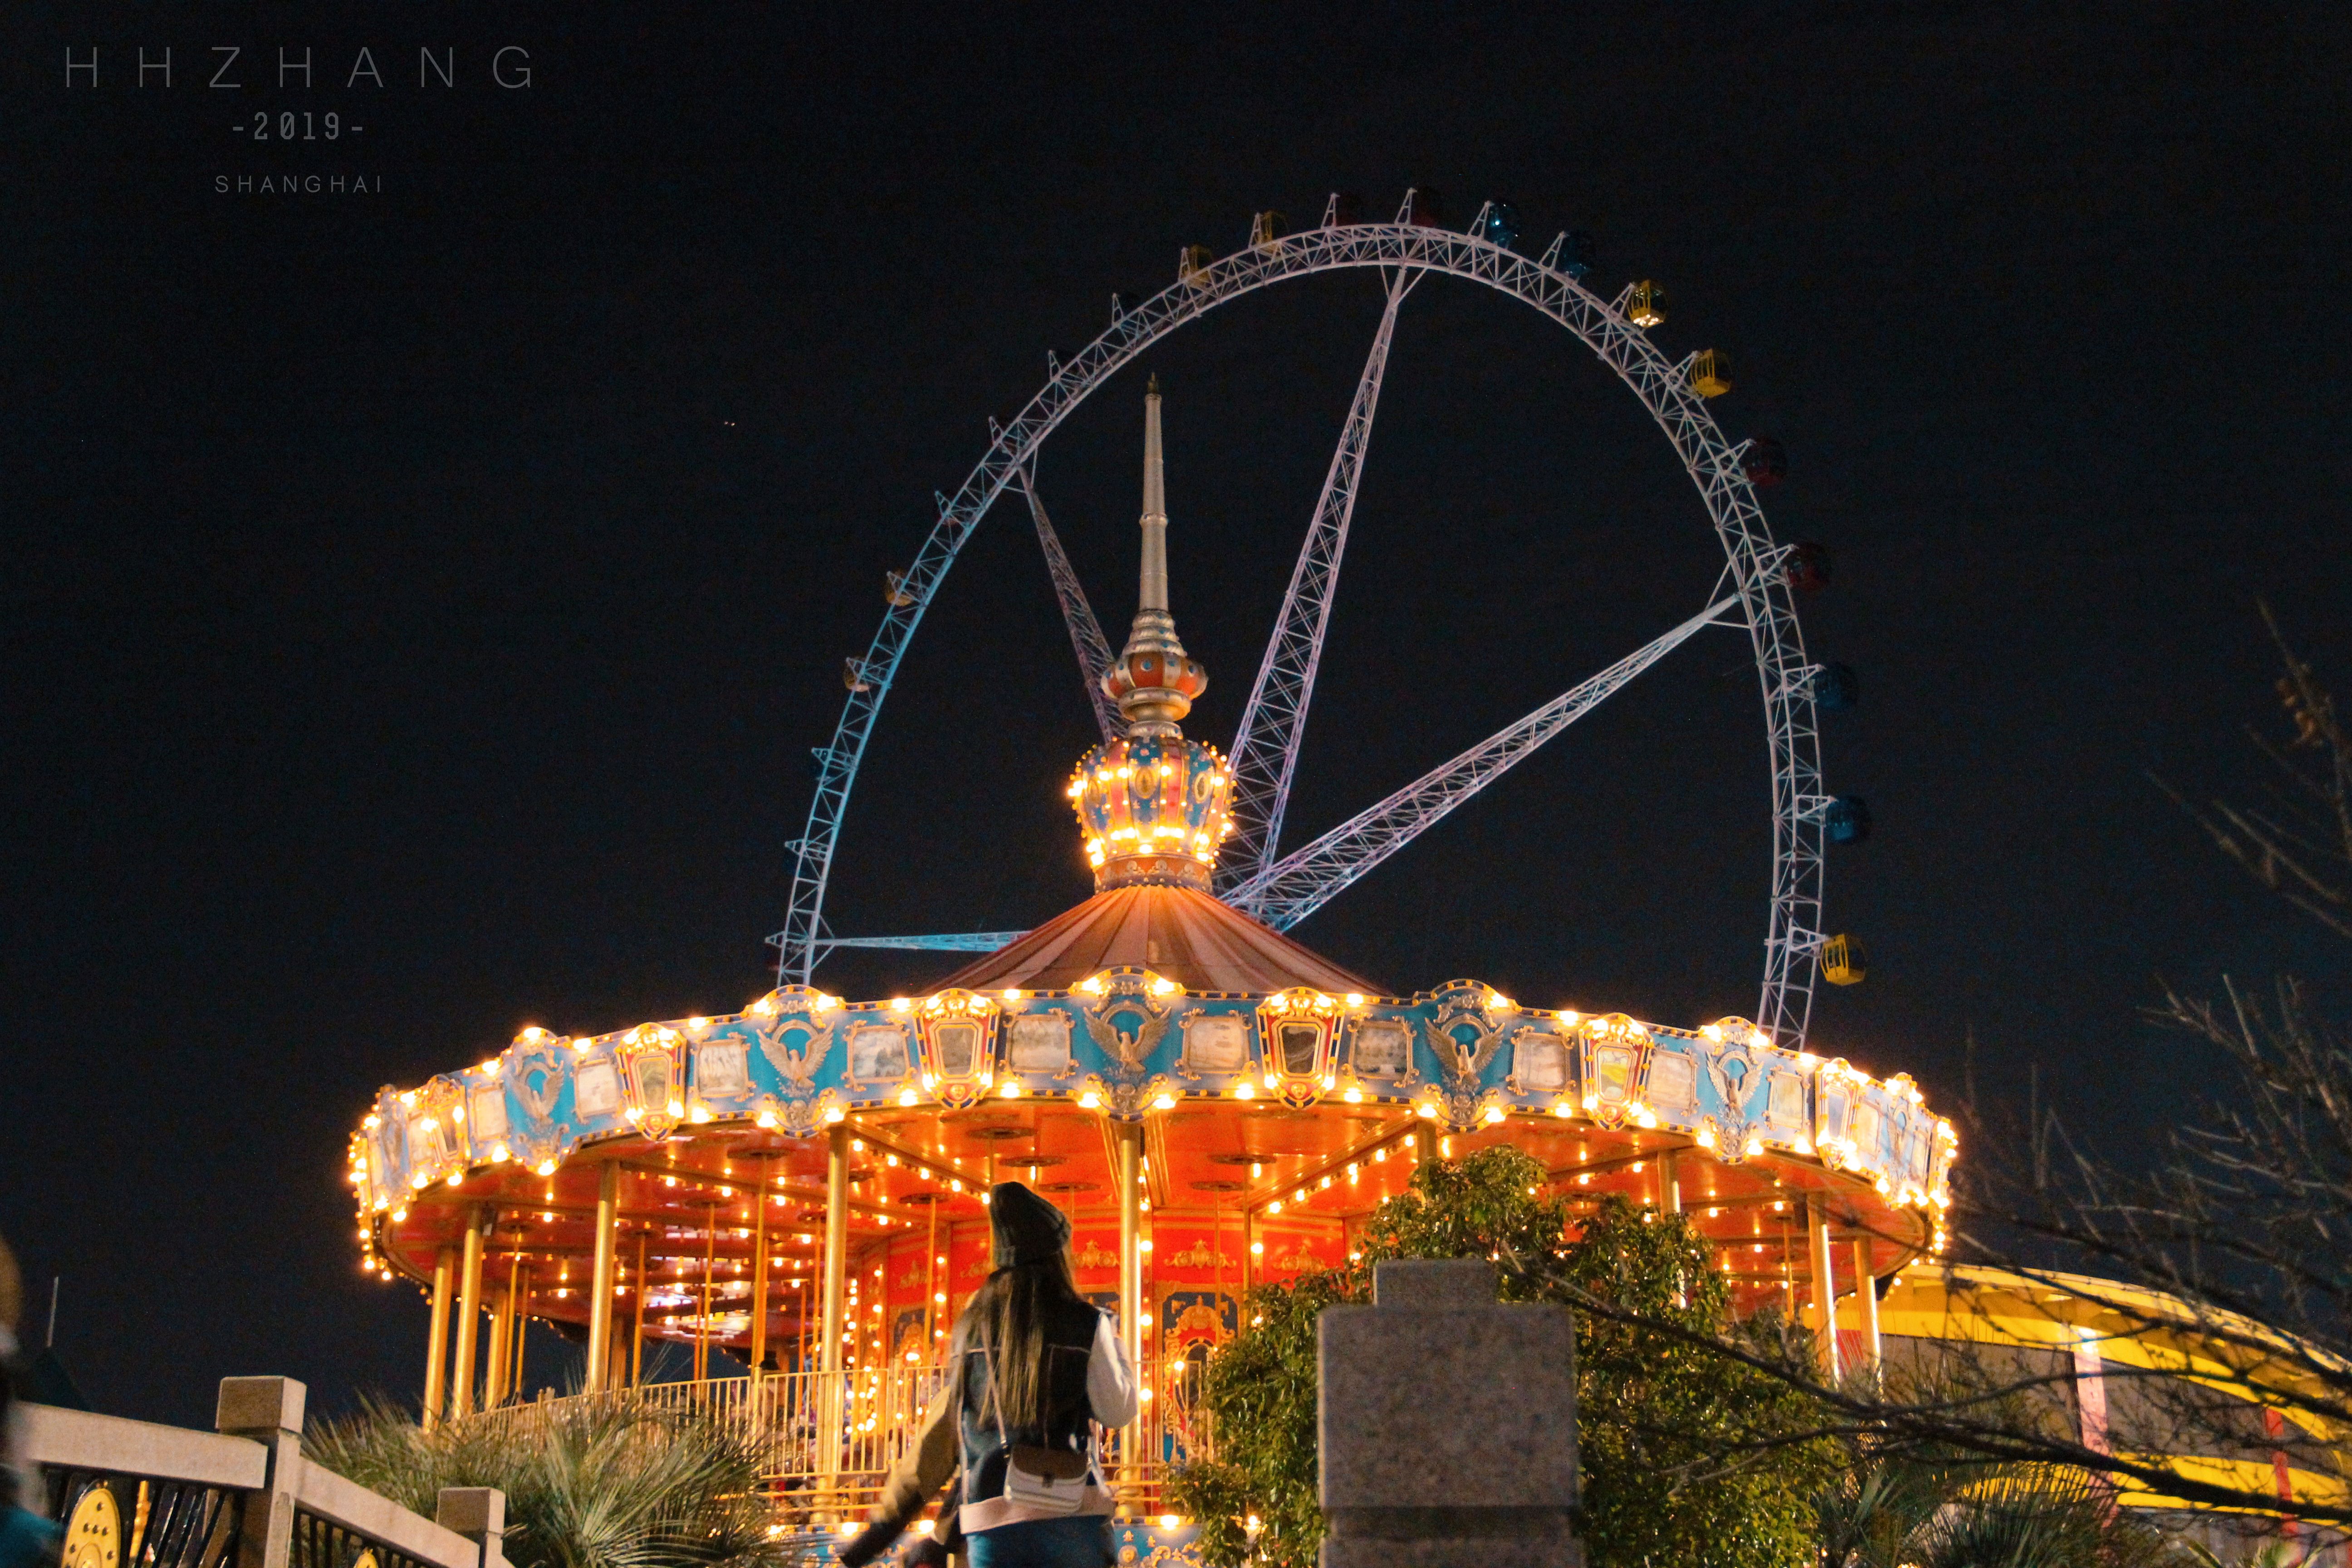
[451,1206,486,1418]
[585,1163,619,1395]
[1224,268,1416,886]
[1807,1195,1841,1385]
[422,1245,455,1429]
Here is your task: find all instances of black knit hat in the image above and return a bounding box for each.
[989,1181,1073,1269]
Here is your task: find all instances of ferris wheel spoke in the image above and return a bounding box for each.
[1225,594,1744,931]
[1016,465,1123,743]
[812,931,1026,961]
[1221,267,1421,891]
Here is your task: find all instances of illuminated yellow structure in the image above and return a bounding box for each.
[1874,1263,2345,1539]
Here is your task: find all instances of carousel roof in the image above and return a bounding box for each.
[936,882,1380,997]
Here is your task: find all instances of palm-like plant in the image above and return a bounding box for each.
[1820,1455,2193,1568]
[305,1397,796,1568]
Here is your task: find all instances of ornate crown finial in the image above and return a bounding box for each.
[1069,382,1231,892]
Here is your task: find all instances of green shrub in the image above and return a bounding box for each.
[1171,1147,1838,1568]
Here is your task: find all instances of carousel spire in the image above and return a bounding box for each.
[1070,379,1229,892]
[1105,377,1208,737]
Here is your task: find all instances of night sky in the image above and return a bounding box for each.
[7,4,2348,1428]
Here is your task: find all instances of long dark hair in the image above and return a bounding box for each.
[956,1246,1087,1431]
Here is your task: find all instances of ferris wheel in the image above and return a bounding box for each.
[773,191,1864,1051]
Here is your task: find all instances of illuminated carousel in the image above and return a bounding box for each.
[349,200,1954,1555]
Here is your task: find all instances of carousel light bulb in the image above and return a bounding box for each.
[1002,1082,1023,1099]
[1233,1083,1254,1100]
[1262,1072,1280,1090]
[1078,1090,1101,1109]
[899,1089,919,1107]
[1484,1106,1505,1125]
[1152,1092,1176,1110]
[1344,993,1364,1007]
[1342,1086,1362,1103]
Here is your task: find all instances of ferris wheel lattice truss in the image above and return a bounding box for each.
[775,192,1850,1052]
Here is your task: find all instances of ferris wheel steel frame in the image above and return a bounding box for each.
[1222,265,1419,890]
[1223,593,1746,932]
[774,212,1830,1049]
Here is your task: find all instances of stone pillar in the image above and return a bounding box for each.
[1852,1239,1882,1373]
[1807,1195,1841,1383]
[452,1207,486,1418]
[1319,1261,1580,1568]
[423,1247,455,1427]
[436,1487,509,1568]
[585,1163,619,1394]
[218,1377,306,1568]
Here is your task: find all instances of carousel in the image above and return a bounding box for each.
[348,201,1954,1551]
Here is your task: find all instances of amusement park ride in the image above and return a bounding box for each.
[348,191,1947,1537]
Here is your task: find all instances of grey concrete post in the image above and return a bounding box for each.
[217,1377,307,1568]
[1318,1261,1581,1568]
[436,1487,508,1568]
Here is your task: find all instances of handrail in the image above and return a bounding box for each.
[20,1380,500,1568]
[17,1405,267,1492]
[291,1462,479,1568]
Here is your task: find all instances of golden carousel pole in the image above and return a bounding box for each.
[631,1230,649,1387]
[819,1122,852,1514]
[585,1162,620,1394]
[451,1206,487,1418]
[750,1159,772,1377]
[1852,1238,1882,1373]
[1115,1119,1144,1490]
[696,1200,716,1384]
[422,1245,456,1429]
[485,1249,517,1408]
[1807,1194,1842,1384]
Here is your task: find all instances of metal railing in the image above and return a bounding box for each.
[465,1356,1213,1526]
[19,1381,501,1568]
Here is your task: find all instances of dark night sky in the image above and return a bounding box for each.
[6,3,2348,1428]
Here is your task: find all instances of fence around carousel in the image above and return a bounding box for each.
[15,1378,506,1568]
[459,1356,1212,1525]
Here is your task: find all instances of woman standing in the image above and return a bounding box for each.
[839,1183,1135,1568]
